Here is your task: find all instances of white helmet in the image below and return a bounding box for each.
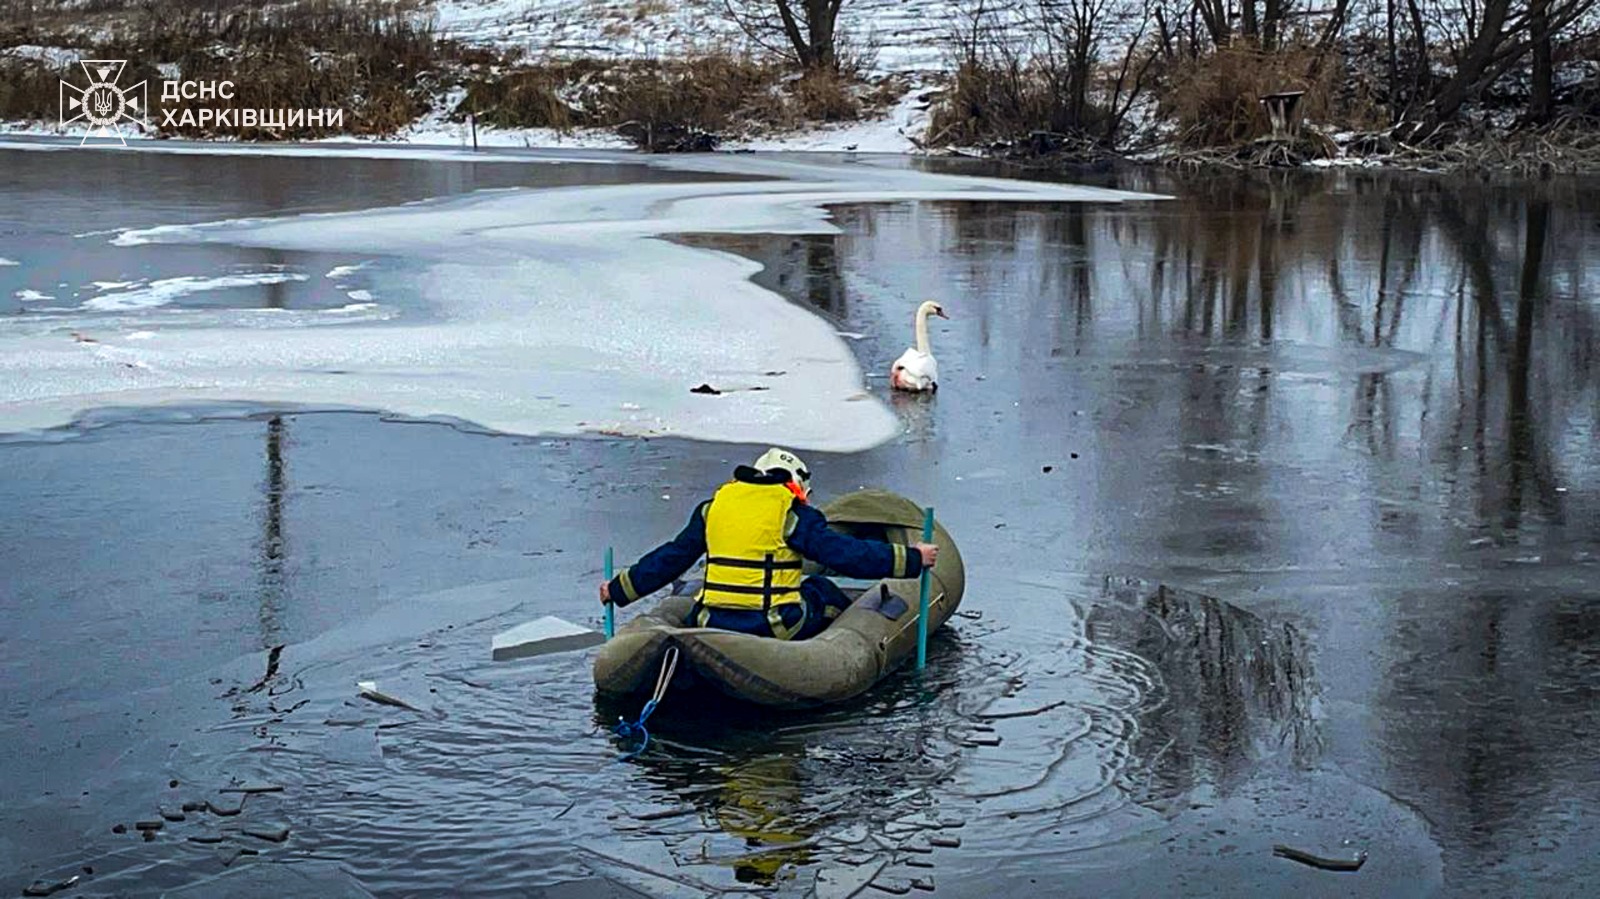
[754,447,811,494]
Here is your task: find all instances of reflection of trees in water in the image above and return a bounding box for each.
[1371,188,1600,886]
[1431,187,1586,539]
[258,415,287,649]
[936,170,1598,540]
[1087,578,1319,806]
[1379,584,1600,889]
[675,232,846,318]
[256,265,289,649]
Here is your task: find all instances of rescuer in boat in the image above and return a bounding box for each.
[598,448,939,640]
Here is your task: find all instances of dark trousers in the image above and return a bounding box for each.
[695,576,854,640]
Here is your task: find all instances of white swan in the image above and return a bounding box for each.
[890,301,947,393]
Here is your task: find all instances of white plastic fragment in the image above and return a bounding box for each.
[491,615,604,661]
[356,681,425,712]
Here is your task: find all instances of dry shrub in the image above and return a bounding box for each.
[608,56,774,129]
[928,58,1113,149]
[458,65,579,129]
[791,68,859,122]
[453,52,879,149]
[1,0,442,137]
[928,59,1047,146]
[0,58,65,122]
[1158,44,1336,149]
[4,0,874,144]
[451,54,784,149]
[605,55,777,148]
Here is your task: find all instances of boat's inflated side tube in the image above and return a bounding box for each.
[592,490,964,708]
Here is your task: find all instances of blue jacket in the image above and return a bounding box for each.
[604,484,924,608]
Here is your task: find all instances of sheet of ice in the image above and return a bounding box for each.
[326,263,370,280]
[81,272,310,311]
[345,290,375,302]
[0,258,19,267]
[15,289,54,302]
[0,135,622,166]
[0,154,1165,449]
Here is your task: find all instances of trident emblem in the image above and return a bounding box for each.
[60,60,147,146]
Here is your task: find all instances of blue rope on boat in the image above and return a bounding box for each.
[612,645,678,760]
[613,699,658,759]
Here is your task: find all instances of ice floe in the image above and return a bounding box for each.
[1,153,1164,449]
[81,272,310,311]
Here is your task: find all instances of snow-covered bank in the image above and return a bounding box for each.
[725,80,938,154]
[427,0,1021,75]
[0,150,1164,450]
[0,97,922,156]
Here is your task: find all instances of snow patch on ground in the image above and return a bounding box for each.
[727,81,937,154]
[426,0,1022,75]
[1306,156,1387,169]
[430,0,747,62]
[1,151,1164,449]
[0,108,889,157]
[379,122,632,152]
[2,45,86,68]
[376,82,635,151]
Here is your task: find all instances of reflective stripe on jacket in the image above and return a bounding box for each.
[699,480,805,610]
[601,468,925,611]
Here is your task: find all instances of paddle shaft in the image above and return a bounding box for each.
[604,546,615,640]
[916,507,934,671]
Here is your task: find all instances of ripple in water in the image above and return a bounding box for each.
[70,576,1314,896]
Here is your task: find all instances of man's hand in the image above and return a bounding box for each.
[913,543,939,567]
[599,579,612,605]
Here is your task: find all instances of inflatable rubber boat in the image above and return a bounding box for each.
[592,490,965,708]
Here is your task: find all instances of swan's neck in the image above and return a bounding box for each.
[914,308,932,354]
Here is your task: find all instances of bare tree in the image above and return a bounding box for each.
[1399,0,1600,140]
[1105,0,1162,144]
[725,0,848,70]
[1193,0,1231,44]
[1528,0,1554,123]
[1037,0,1113,130]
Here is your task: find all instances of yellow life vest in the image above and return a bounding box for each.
[700,480,804,611]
